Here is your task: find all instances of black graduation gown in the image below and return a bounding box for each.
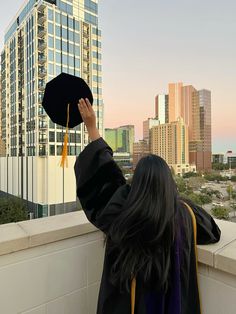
[74,137,221,314]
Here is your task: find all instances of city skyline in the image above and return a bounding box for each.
[0,0,235,153]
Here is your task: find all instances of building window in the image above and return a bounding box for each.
[48,36,54,48]
[50,145,55,155]
[75,57,80,68]
[49,131,55,142]
[56,52,61,64]
[48,23,54,35]
[55,25,61,37]
[48,50,54,62]
[48,9,54,21]
[48,63,54,75]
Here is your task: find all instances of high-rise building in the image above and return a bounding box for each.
[168,82,183,123]
[189,89,212,171]
[0,0,103,217]
[155,94,168,124]
[105,125,134,154]
[181,85,196,141]
[143,118,160,142]
[0,76,5,156]
[150,117,196,175]
[157,83,212,172]
[133,140,150,169]
[104,128,116,151]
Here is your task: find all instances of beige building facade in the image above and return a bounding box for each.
[150,117,191,174]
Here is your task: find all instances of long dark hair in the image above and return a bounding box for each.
[108,154,178,292]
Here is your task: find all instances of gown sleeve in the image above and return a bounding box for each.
[74,137,127,232]
[181,198,221,245]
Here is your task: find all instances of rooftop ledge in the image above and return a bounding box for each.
[0,212,236,277]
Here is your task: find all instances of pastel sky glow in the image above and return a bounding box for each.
[1,0,236,153]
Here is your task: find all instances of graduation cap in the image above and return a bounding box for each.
[42,73,93,167]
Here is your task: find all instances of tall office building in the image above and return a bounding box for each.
[133,140,150,169]
[168,82,183,123]
[0,0,103,217]
[0,77,5,156]
[143,118,160,142]
[155,94,168,124]
[181,85,196,141]
[157,83,212,172]
[105,125,134,154]
[189,89,212,171]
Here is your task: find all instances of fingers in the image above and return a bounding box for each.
[78,98,89,117]
[85,98,93,113]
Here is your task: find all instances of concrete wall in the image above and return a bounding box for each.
[0,156,78,211]
[0,214,236,313]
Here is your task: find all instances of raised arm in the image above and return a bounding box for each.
[74,99,126,231]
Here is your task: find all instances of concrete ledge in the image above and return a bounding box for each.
[0,211,97,256]
[0,213,236,277]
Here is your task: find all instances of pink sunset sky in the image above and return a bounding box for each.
[0,0,235,153]
[99,0,236,153]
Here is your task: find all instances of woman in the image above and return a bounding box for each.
[74,98,221,314]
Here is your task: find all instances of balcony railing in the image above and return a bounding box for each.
[38,68,47,78]
[0,215,235,313]
[38,106,47,116]
[38,41,46,51]
[38,26,46,38]
[38,55,46,64]
[38,2,46,13]
[39,137,47,144]
[38,13,46,25]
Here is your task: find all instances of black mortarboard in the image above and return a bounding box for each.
[42,73,93,128]
[42,73,94,167]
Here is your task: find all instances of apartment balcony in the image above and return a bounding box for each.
[38,68,47,78]
[83,30,89,38]
[38,82,46,92]
[38,2,46,13]
[38,26,46,38]
[83,66,90,74]
[38,106,47,116]
[0,215,236,314]
[83,54,90,62]
[39,137,48,144]
[38,13,46,25]
[83,42,90,49]
[39,122,47,130]
[38,55,46,64]
[38,41,46,52]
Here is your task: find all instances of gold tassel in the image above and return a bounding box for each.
[60,103,70,168]
[131,276,136,314]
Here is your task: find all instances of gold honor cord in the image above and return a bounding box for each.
[131,276,136,314]
[183,201,202,314]
[60,103,70,168]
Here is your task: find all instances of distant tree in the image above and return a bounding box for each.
[0,197,28,225]
[211,206,230,220]
[212,163,229,171]
[182,172,199,178]
[231,176,236,182]
[204,173,227,182]
[226,185,236,200]
[181,192,212,206]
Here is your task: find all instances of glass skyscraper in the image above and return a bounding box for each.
[0,0,103,217]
